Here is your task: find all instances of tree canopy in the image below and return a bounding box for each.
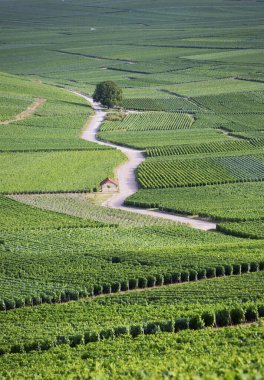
[93,81,123,108]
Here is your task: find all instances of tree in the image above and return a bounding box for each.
[93,81,123,108]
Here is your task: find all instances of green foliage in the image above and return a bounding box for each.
[0,150,124,194]
[245,305,259,322]
[130,325,143,338]
[144,322,160,335]
[0,196,106,230]
[0,73,106,152]
[206,267,216,278]
[137,154,264,189]
[201,311,215,327]
[175,318,189,331]
[127,182,264,222]
[146,139,264,158]
[93,81,122,108]
[1,0,264,378]
[218,220,264,239]
[216,309,231,327]
[114,326,129,337]
[189,315,205,330]
[230,308,245,325]
[100,329,114,340]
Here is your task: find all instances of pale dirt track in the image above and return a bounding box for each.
[71,90,216,231]
[0,98,46,125]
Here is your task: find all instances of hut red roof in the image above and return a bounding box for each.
[99,177,119,186]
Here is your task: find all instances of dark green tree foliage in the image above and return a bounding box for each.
[69,334,84,347]
[84,331,99,343]
[111,282,121,293]
[241,263,250,273]
[171,272,181,283]
[100,328,114,340]
[129,278,138,290]
[155,274,164,286]
[189,270,198,281]
[233,264,241,275]
[224,264,233,276]
[93,81,123,108]
[181,271,189,282]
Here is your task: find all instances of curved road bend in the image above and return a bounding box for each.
[71,90,216,231]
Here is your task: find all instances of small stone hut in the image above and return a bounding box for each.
[99,177,119,193]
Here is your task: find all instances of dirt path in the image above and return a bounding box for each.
[0,98,46,125]
[71,90,216,231]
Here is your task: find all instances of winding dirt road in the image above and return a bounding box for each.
[72,90,216,231]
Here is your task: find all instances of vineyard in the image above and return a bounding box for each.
[217,220,264,240]
[1,0,264,378]
[137,154,264,189]
[0,73,109,152]
[146,139,264,157]
[101,111,194,132]
[120,97,202,112]
[99,127,229,149]
[0,270,264,352]
[3,218,261,301]
[0,326,263,379]
[126,182,264,221]
[10,193,179,227]
[0,196,106,230]
[0,150,124,194]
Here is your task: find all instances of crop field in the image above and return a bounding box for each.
[0,271,264,351]
[0,72,110,152]
[127,182,264,221]
[121,96,202,112]
[218,220,264,240]
[99,127,229,149]
[0,326,263,379]
[146,139,264,157]
[0,150,124,193]
[1,0,264,378]
[1,221,254,301]
[102,112,194,132]
[137,154,264,189]
[10,193,178,227]
[0,196,106,231]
